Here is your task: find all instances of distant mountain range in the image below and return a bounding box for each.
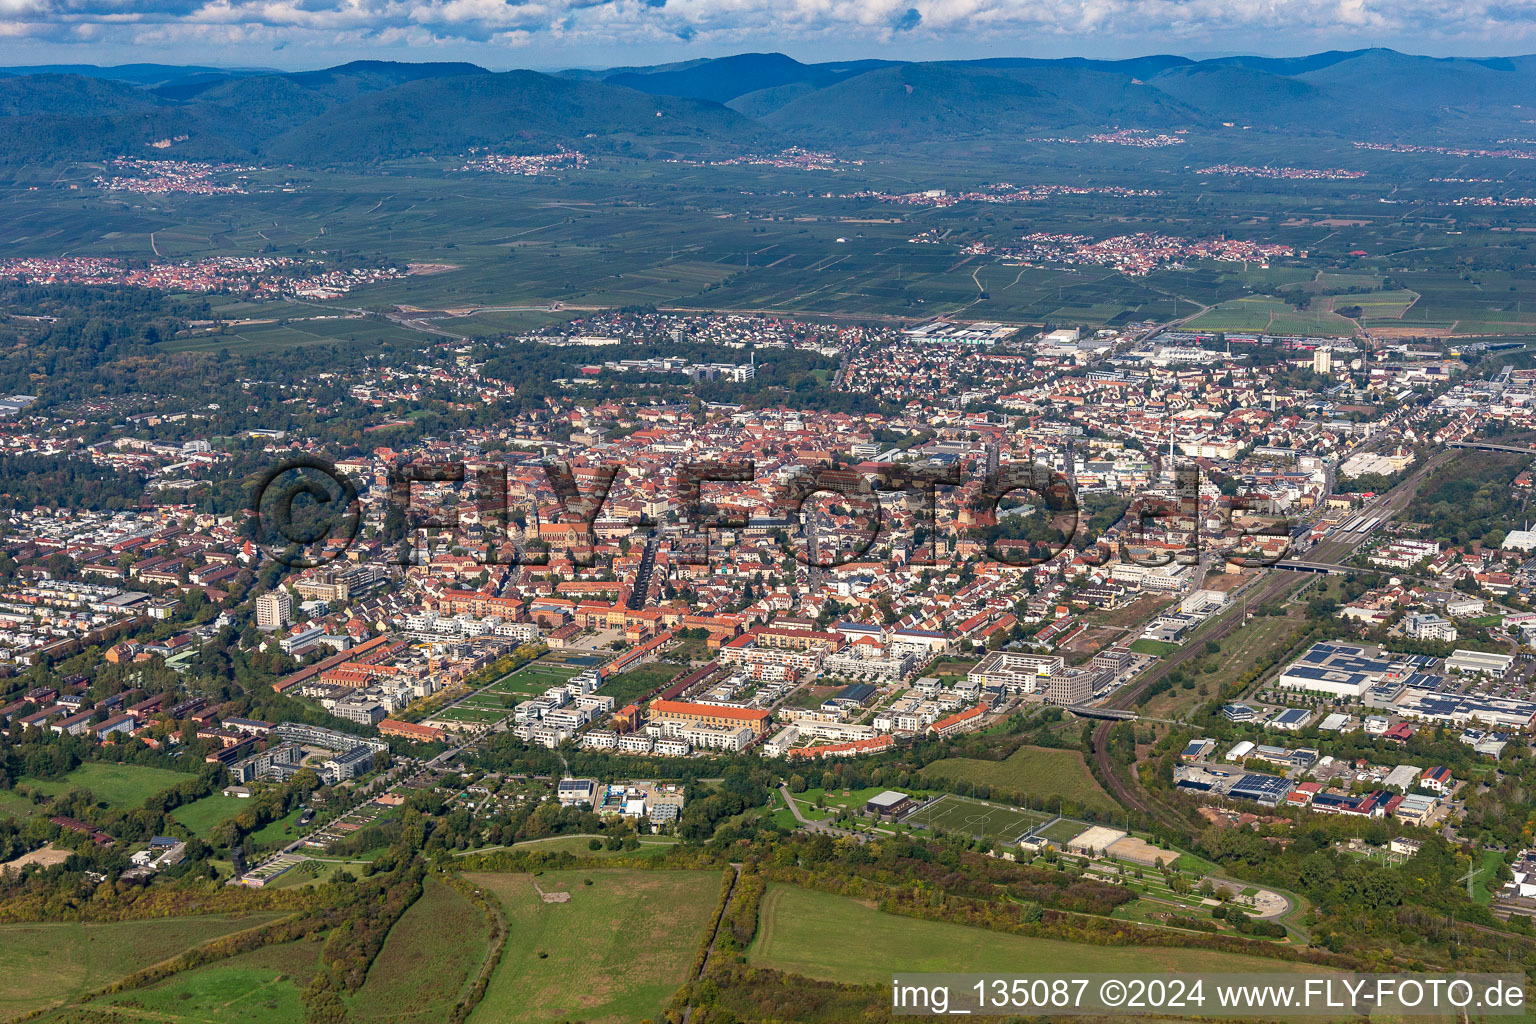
[2,49,1535,165]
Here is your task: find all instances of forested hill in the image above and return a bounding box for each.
[3,48,1536,165]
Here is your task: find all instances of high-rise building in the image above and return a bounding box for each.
[1312,348,1333,374]
[256,591,292,631]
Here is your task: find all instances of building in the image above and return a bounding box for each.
[1404,613,1457,643]
[1277,642,1398,698]
[1228,773,1294,807]
[866,790,915,819]
[650,699,771,738]
[256,591,292,631]
[1445,649,1514,679]
[968,650,1063,695]
[1045,671,1093,705]
[557,778,598,807]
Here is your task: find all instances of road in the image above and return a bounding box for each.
[778,783,869,842]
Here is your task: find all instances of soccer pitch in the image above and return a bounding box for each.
[902,795,1054,843]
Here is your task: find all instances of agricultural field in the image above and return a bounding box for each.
[748,885,1315,985]
[20,763,191,810]
[902,794,1054,843]
[83,938,322,1024]
[464,868,719,1024]
[349,879,491,1024]
[0,913,284,1019]
[921,745,1120,816]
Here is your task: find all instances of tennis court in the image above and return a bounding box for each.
[902,794,1054,842]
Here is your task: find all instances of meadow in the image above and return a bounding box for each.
[0,913,284,1019]
[87,938,321,1024]
[349,879,491,1024]
[748,885,1315,984]
[171,792,254,835]
[21,763,190,810]
[921,745,1119,816]
[464,868,719,1024]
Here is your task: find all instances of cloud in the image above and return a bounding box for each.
[3,0,1536,54]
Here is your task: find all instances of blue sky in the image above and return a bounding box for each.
[0,0,1528,70]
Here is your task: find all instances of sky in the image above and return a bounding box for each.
[0,0,1531,70]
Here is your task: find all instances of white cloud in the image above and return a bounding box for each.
[1,0,1533,56]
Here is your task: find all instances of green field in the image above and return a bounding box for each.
[597,662,682,707]
[1129,637,1181,656]
[465,868,719,1024]
[901,794,1053,843]
[171,792,253,835]
[1034,816,1095,844]
[0,788,42,821]
[22,763,191,810]
[1185,295,1356,335]
[350,879,490,1024]
[89,938,321,1024]
[0,914,283,1018]
[921,745,1119,816]
[749,885,1314,984]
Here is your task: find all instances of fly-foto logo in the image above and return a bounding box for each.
[248,456,1293,573]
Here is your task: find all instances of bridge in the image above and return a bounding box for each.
[1448,440,1536,456]
[1274,560,1350,574]
[1065,704,1138,721]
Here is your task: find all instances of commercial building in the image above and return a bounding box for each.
[1277,642,1399,698]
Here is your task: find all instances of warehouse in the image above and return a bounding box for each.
[1228,773,1294,807]
[1277,642,1398,698]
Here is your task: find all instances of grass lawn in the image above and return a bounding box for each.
[0,788,43,821]
[248,808,305,848]
[921,745,1119,816]
[749,885,1315,984]
[350,879,490,1024]
[171,793,253,835]
[90,939,321,1024]
[1128,638,1180,657]
[597,663,683,707]
[465,868,719,1024]
[21,763,190,810]
[0,914,283,1019]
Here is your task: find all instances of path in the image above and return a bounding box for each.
[680,863,742,1024]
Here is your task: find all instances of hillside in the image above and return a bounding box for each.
[5,48,1536,165]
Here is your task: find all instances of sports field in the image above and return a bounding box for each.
[1032,816,1094,844]
[902,794,1053,843]
[749,885,1316,985]
[465,868,718,1024]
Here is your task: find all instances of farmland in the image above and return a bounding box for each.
[748,885,1315,984]
[464,868,719,1024]
[921,745,1120,816]
[0,913,284,1019]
